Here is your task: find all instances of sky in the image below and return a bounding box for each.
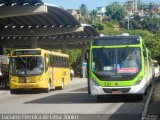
[43,0,160,10]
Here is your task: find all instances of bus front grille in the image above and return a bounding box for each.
[102,88,131,93]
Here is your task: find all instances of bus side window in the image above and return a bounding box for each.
[57,56,59,67]
[52,56,54,67]
[54,56,57,67]
[59,57,62,68]
[48,55,52,67]
[66,58,69,68]
[58,57,60,67]
[62,57,65,68]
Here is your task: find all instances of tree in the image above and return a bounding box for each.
[90,9,97,17]
[68,49,81,67]
[141,17,160,34]
[78,4,90,23]
[105,2,127,21]
[79,4,88,16]
[124,1,133,11]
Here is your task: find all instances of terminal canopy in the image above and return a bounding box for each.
[0,0,100,49]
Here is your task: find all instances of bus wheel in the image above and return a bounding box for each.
[10,89,16,94]
[55,80,64,90]
[44,82,51,93]
[97,95,104,102]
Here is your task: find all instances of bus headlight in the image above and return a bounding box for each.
[10,78,16,82]
[133,77,143,86]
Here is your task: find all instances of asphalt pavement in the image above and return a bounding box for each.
[147,75,160,119]
[0,77,148,120]
[0,87,10,97]
[0,78,86,96]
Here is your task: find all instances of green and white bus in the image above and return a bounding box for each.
[86,35,153,100]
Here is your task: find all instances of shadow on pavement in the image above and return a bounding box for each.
[25,92,97,104]
[10,89,56,95]
[24,87,145,104]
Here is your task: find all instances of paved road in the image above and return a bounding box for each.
[0,78,150,120]
[147,75,160,120]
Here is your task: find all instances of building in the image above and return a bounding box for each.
[66,9,80,20]
[96,7,107,21]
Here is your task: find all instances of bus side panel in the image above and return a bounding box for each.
[63,68,70,85]
[45,67,53,87]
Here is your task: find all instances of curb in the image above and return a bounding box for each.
[70,78,87,85]
[0,90,10,97]
[141,80,155,120]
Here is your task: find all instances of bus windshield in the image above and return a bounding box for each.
[10,56,44,76]
[92,47,141,79]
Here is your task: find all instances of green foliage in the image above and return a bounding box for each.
[67,49,81,67]
[124,1,133,11]
[93,21,122,35]
[3,48,13,55]
[79,4,88,16]
[105,2,127,21]
[105,21,114,28]
[141,17,160,34]
[92,23,104,31]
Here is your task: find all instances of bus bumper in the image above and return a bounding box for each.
[90,80,147,95]
[9,81,47,89]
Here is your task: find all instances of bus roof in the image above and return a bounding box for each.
[92,35,141,46]
[12,48,69,57]
[93,35,140,39]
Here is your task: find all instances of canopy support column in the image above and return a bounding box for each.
[81,47,86,78]
[62,45,67,54]
[0,41,4,55]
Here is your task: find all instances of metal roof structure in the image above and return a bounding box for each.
[0,0,99,49]
[0,0,43,6]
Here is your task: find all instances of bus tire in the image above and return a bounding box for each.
[44,82,51,93]
[55,80,64,90]
[97,95,104,102]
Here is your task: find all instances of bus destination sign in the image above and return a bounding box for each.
[13,50,41,56]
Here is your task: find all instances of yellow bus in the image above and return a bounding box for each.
[9,48,70,94]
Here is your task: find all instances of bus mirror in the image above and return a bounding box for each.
[85,50,89,60]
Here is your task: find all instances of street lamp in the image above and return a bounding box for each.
[127,16,134,30]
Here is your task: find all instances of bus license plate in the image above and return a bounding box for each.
[24,84,30,88]
[112,91,122,94]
